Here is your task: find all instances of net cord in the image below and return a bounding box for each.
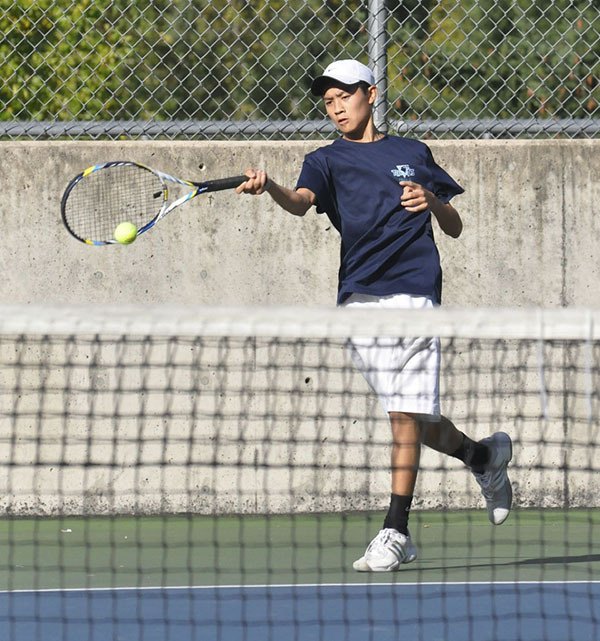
[0,305,599,340]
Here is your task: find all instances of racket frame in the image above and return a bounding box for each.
[61,161,247,245]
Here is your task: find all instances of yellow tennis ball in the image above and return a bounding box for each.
[114,221,138,245]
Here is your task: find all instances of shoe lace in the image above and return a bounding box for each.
[366,529,400,555]
[474,466,503,499]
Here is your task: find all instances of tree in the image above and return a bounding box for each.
[386,0,599,124]
[1,0,597,133]
[0,0,137,120]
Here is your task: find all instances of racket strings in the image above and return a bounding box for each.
[64,165,164,242]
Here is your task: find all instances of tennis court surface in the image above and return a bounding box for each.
[0,305,598,640]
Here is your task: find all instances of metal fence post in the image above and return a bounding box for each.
[368,0,389,132]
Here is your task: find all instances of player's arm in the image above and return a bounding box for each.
[400,180,463,238]
[236,169,315,217]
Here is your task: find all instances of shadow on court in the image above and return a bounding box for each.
[418,552,600,574]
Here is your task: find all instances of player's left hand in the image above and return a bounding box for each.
[399,181,434,213]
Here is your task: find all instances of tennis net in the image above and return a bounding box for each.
[0,304,598,641]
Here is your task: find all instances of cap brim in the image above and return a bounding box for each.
[310,76,360,96]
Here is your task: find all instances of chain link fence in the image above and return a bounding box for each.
[1,0,599,140]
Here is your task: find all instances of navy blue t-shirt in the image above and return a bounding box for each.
[296,135,464,305]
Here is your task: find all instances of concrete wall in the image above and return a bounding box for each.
[0,139,598,515]
[1,139,599,307]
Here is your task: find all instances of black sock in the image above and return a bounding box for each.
[450,433,490,472]
[383,494,412,535]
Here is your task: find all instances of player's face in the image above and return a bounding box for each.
[323,84,376,139]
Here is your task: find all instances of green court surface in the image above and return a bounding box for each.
[2,509,598,590]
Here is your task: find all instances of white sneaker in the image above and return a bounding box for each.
[472,432,513,525]
[353,528,418,572]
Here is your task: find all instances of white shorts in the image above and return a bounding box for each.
[343,293,441,420]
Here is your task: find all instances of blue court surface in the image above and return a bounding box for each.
[2,581,599,641]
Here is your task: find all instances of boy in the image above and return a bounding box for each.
[237,59,512,571]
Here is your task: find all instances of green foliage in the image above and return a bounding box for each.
[0,0,368,123]
[0,0,138,120]
[387,0,600,122]
[1,0,597,127]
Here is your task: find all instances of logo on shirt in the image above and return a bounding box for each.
[391,164,416,180]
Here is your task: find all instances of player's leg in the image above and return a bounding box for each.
[353,411,419,572]
[345,293,437,571]
[387,411,420,529]
[420,416,513,525]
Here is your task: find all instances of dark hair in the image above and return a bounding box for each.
[319,79,372,97]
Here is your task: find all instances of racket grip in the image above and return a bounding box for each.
[199,175,249,192]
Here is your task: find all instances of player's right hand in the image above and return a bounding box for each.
[236,169,270,195]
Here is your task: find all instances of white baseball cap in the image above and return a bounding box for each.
[311,59,375,96]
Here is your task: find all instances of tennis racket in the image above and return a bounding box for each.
[61,161,248,245]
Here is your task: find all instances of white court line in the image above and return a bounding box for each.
[2,580,600,594]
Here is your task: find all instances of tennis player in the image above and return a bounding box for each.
[237,58,512,571]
